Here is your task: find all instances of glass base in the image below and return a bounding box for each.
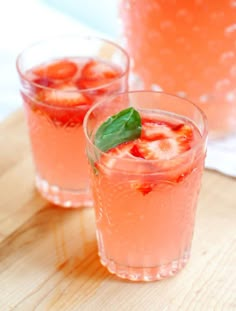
[99,252,190,282]
[35,175,93,208]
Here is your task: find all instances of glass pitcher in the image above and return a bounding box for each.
[119,0,236,138]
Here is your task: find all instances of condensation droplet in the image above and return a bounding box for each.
[51,185,59,193]
[199,94,210,103]
[220,51,235,64]
[176,91,187,98]
[226,91,236,102]
[230,0,236,8]
[151,84,163,91]
[225,24,236,35]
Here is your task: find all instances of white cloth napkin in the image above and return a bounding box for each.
[206,135,236,177]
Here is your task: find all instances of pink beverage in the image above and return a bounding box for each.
[84,91,207,281]
[16,36,129,207]
[120,0,236,137]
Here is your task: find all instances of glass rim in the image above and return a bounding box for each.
[83,90,208,166]
[16,34,130,97]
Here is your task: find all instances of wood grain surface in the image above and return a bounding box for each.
[0,110,235,311]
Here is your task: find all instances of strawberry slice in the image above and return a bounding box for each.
[33,83,92,125]
[134,124,194,184]
[135,137,191,161]
[81,60,120,81]
[76,60,121,94]
[96,141,134,171]
[174,123,193,143]
[39,83,91,107]
[141,119,173,141]
[33,60,77,80]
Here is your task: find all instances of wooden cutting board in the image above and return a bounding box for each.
[0,110,235,311]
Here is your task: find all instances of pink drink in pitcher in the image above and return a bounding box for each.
[120,0,236,136]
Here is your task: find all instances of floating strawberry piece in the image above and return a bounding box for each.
[39,83,91,107]
[142,124,193,179]
[141,119,172,141]
[76,78,105,92]
[96,141,134,171]
[33,60,77,80]
[174,123,193,143]
[76,60,121,94]
[130,144,145,158]
[81,60,120,81]
[32,84,92,125]
[135,137,188,161]
[133,183,153,195]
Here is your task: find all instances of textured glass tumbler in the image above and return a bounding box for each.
[16,35,129,208]
[84,91,207,281]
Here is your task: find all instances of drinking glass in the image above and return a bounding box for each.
[84,91,207,281]
[16,35,129,207]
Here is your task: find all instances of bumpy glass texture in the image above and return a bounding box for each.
[84,91,207,281]
[120,0,236,137]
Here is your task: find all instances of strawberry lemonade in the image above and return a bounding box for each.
[84,91,207,281]
[17,36,129,207]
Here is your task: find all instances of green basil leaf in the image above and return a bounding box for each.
[94,107,142,151]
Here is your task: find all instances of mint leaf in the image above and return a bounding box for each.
[94,107,141,152]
